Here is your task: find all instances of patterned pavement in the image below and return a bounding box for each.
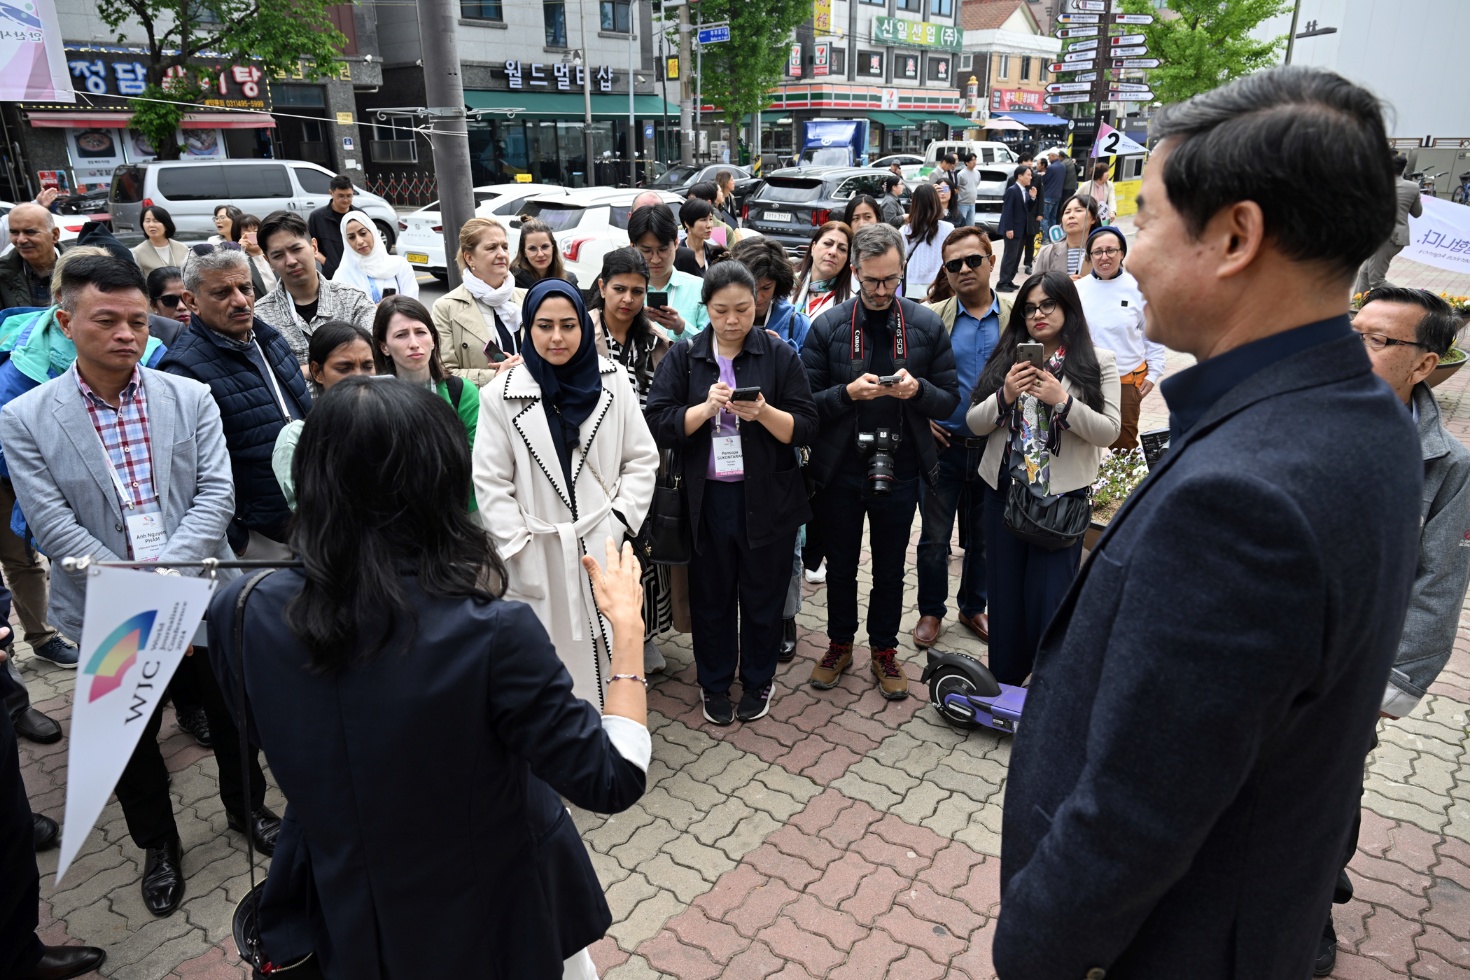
[11,247,1470,979]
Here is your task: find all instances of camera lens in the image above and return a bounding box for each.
[867,451,896,496]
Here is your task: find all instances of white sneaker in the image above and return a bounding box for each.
[804,561,827,585]
[643,639,666,674]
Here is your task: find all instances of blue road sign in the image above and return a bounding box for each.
[698,24,731,44]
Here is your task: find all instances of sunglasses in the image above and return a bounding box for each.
[943,254,990,273]
[155,294,184,309]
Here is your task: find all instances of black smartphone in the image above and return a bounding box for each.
[486,346,509,363]
[1017,342,1044,368]
[730,386,762,401]
[878,374,902,385]
[647,290,669,309]
[381,288,397,298]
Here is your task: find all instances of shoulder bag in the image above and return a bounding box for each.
[1003,478,1092,551]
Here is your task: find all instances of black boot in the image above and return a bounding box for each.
[778,618,797,663]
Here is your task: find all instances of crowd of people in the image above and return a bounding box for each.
[0,64,1467,980]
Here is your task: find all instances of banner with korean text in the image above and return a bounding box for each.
[56,567,215,882]
[1401,195,1470,276]
[0,0,73,102]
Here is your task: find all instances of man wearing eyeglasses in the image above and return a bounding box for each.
[801,222,958,699]
[912,227,1013,650]
[1314,285,1470,974]
[1073,226,1167,450]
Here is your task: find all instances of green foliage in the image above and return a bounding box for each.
[1115,0,1291,106]
[1091,448,1149,522]
[690,0,810,126]
[96,0,348,159]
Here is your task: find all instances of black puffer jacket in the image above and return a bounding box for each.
[159,317,310,549]
[801,296,959,488]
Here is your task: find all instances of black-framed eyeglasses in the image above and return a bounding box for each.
[155,294,184,308]
[190,241,243,256]
[1022,298,1059,319]
[1088,247,1122,259]
[943,253,990,273]
[1357,331,1431,352]
[859,275,902,291]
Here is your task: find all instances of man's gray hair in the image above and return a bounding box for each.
[851,222,905,269]
[183,246,250,293]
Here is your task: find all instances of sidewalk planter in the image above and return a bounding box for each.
[1086,449,1149,550]
[1430,346,1468,389]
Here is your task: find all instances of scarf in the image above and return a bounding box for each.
[1008,346,1069,496]
[520,279,604,490]
[462,265,522,340]
[331,210,402,301]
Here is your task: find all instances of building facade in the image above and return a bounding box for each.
[955,0,1066,149]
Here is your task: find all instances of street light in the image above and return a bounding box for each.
[1283,0,1338,65]
[578,0,596,187]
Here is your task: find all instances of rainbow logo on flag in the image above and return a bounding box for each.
[83,611,157,703]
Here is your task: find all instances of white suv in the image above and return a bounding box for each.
[395,183,569,281]
[509,188,686,283]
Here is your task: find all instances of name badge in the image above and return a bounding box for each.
[712,433,745,478]
[125,511,167,563]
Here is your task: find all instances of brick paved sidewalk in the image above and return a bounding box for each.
[12,246,1470,978]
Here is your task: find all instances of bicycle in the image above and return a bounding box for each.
[1451,172,1470,206]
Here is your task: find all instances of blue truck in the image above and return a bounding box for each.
[798,118,871,168]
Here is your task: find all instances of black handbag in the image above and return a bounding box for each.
[641,449,691,566]
[1003,479,1092,551]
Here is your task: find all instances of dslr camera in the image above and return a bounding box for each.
[855,428,901,496]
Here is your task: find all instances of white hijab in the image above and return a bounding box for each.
[333,210,401,289]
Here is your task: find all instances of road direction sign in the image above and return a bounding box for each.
[1046,93,1092,105]
[1057,26,1099,38]
[1073,0,1106,9]
[1067,38,1100,51]
[1052,60,1096,73]
[1073,71,1099,82]
[1110,33,1146,46]
[1112,57,1161,69]
[1110,89,1156,102]
[1063,48,1097,62]
[697,24,731,44]
[1056,13,1100,24]
[1114,13,1155,24]
[1110,45,1149,56]
[1048,81,1094,93]
[1110,81,1153,93]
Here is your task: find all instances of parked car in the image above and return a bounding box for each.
[648,163,762,213]
[740,167,891,255]
[56,187,111,217]
[919,140,1017,179]
[510,187,685,283]
[108,159,400,248]
[872,154,925,180]
[395,183,569,281]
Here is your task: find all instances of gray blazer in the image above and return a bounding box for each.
[1391,177,1425,247]
[0,366,235,640]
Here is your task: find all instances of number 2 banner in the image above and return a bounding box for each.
[1092,122,1149,157]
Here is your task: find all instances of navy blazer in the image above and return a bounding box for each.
[208,572,646,980]
[999,182,1030,238]
[994,333,1422,979]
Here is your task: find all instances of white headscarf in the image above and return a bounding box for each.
[333,210,401,290]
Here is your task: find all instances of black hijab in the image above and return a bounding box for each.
[520,278,604,489]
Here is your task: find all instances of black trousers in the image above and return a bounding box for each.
[818,467,921,650]
[0,709,43,976]
[113,646,266,849]
[688,480,795,695]
[998,234,1025,288]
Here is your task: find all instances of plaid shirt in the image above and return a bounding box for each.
[252,274,376,365]
[76,365,160,519]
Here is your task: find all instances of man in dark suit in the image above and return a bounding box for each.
[993,67,1424,980]
[995,166,1032,292]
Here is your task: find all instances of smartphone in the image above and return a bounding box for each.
[485,345,509,363]
[878,375,902,386]
[647,290,669,310]
[1017,342,1044,369]
[381,288,397,298]
[730,386,762,401]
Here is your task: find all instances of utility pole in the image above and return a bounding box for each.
[628,0,637,186]
[695,6,703,164]
[678,3,694,164]
[416,0,474,290]
[580,0,597,187]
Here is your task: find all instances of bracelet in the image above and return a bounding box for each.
[609,673,648,688]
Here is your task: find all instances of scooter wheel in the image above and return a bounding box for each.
[928,665,983,730]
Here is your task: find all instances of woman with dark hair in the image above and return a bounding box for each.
[730,237,808,351]
[210,204,243,244]
[372,295,481,452]
[966,271,1120,685]
[475,279,659,707]
[675,198,717,277]
[209,378,651,980]
[511,217,579,289]
[1079,161,1116,224]
[132,205,189,274]
[792,220,852,321]
[902,183,954,301]
[234,212,277,297]
[1035,193,1100,279]
[843,194,882,230]
[146,266,190,326]
[645,262,819,725]
[272,320,377,508]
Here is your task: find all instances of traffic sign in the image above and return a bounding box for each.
[1110,45,1149,56]
[1114,13,1155,24]
[1056,13,1100,24]
[697,24,731,44]
[1047,81,1093,93]
[1112,57,1161,69]
[1111,90,1156,102]
[1056,26,1098,38]
[1051,60,1095,73]
[1110,81,1153,93]
[1046,93,1092,105]
[1073,0,1106,9]
[1067,38,1099,51]
[1063,49,1097,62]
[1110,33,1146,46]
[1073,71,1099,82]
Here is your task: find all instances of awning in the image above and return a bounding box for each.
[465,91,679,119]
[994,111,1070,128]
[868,110,920,128]
[25,110,275,129]
[982,117,1030,131]
[902,113,979,130]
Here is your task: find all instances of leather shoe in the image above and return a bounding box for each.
[141,836,184,916]
[227,805,281,856]
[958,612,989,643]
[16,943,106,979]
[778,618,797,662]
[911,615,942,649]
[34,813,59,852]
[13,706,62,744]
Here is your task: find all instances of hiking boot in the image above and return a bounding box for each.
[809,642,852,690]
[870,647,910,700]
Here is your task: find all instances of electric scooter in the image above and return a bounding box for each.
[921,648,1026,734]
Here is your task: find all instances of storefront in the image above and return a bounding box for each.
[757,85,968,163]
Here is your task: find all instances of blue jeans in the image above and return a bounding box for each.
[917,438,988,620]
[1042,198,1059,235]
[958,204,975,227]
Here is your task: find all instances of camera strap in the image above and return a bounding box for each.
[848,299,908,376]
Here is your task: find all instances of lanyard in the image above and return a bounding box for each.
[255,339,292,423]
[849,298,908,370]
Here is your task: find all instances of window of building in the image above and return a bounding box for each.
[1021,56,1031,80]
[996,54,1010,79]
[927,55,951,82]
[896,0,921,10]
[931,0,954,15]
[858,50,884,76]
[960,52,973,71]
[600,0,630,33]
[461,1,503,19]
[831,48,846,75]
[897,53,919,79]
[544,0,567,47]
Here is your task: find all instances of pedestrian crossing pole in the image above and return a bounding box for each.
[416,0,475,290]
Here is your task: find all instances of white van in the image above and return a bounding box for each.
[109,159,401,248]
[922,140,1017,172]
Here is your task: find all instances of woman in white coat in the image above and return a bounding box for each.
[332,209,419,301]
[474,278,660,708]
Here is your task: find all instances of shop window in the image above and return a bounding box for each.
[461,0,503,19]
[544,0,568,47]
[600,0,630,33]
